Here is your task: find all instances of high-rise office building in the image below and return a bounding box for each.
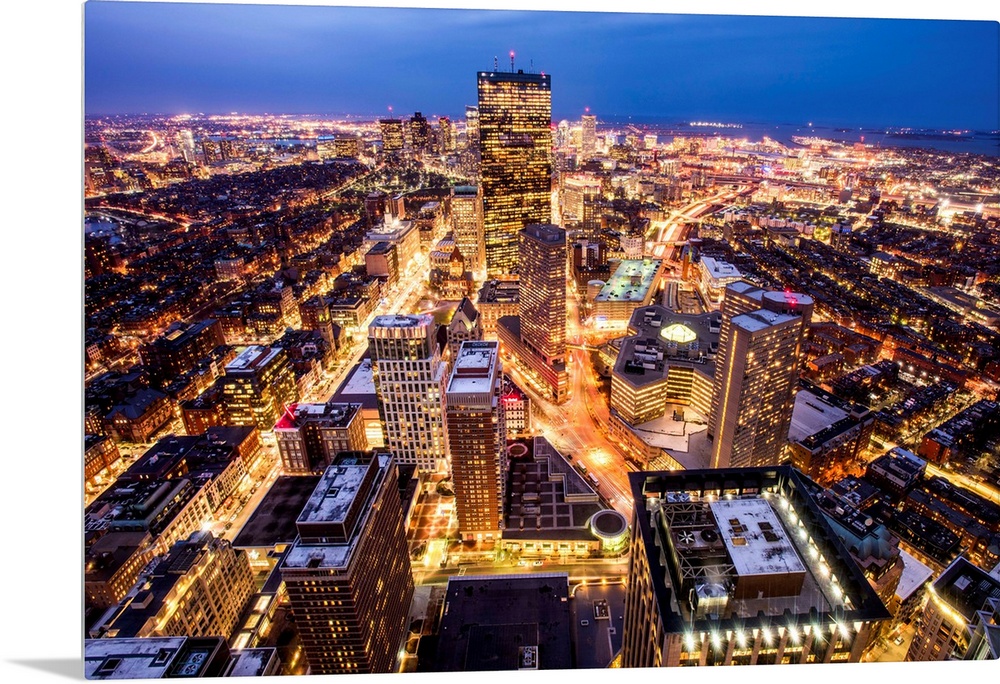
[518,224,566,364]
[708,282,813,469]
[451,185,485,274]
[621,466,890,667]
[280,453,414,675]
[905,556,1000,661]
[581,113,597,160]
[496,224,569,403]
[379,118,404,154]
[220,346,299,431]
[176,129,196,163]
[409,111,430,152]
[561,173,603,231]
[446,341,507,541]
[368,315,449,473]
[477,69,552,277]
[464,105,479,149]
[438,116,454,153]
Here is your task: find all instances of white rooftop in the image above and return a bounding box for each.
[763,290,814,309]
[732,309,798,332]
[448,344,499,396]
[709,499,806,577]
[227,649,274,677]
[338,359,376,396]
[594,259,662,303]
[788,390,851,443]
[896,548,935,602]
[296,461,370,526]
[226,345,280,372]
[700,256,742,281]
[371,314,429,328]
[283,454,391,570]
[728,281,759,295]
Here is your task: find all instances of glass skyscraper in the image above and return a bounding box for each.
[477,69,552,277]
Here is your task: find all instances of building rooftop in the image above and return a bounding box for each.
[225,648,277,677]
[85,636,217,680]
[734,309,799,333]
[478,279,520,304]
[522,223,565,244]
[365,219,415,242]
[448,341,499,395]
[895,548,935,603]
[282,454,391,570]
[788,389,855,442]
[504,437,604,541]
[594,259,663,303]
[630,466,891,634]
[700,256,742,281]
[331,358,378,409]
[296,457,374,527]
[273,402,361,431]
[225,346,281,374]
[708,499,807,577]
[232,475,322,549]
[933,556,1000,622]
[430,573,572,671]
[370,313,431,329]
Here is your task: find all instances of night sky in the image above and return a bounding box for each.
[84,2,999,130]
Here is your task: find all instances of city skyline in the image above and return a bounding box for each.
[19,1,1000,681]
[84,2,999,131]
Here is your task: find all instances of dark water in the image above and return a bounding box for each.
[599,117,1000,157]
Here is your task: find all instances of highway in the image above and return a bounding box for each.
[647,186,744,259]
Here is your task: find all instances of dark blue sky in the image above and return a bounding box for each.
[84,2,999,130]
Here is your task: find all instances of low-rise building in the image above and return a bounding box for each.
[91,531,255,641]
[273,402,367,473]
[592,259,666,325]
[787,383,875,485]
[610,306,718,426]
[477,278,519,338]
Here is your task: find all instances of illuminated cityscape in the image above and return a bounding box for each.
[71,3,1000,679]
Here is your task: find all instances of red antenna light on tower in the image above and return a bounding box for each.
[510,50,515,72]
[585,106,590,114]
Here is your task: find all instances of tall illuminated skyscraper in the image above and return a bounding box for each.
[496,224,569,403]
[451,185,485,274]
[519,223,566,364]
[280,454,414,675]
[368,314,449,473]
[477,68,552,277]
[581,112,597,160]
[409,111,430,152]
[464,105,479,149]
[446,341,507,541]
[709,282,813,470]
[175,129,196,163]
[379,118,404,154]
[438,115,454,152]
